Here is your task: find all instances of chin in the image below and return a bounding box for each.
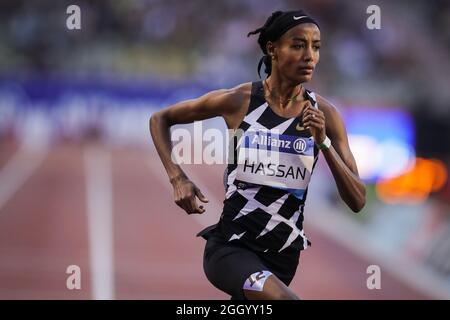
[297,75,312,83]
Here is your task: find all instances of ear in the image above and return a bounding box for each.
[266,41,276,59]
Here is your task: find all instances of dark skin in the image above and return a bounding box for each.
[150,23,366,299]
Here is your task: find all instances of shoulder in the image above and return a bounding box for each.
[204,82,252,101]
[231,81,253,96]
[201,82,252,114]
[315,93,347,137]
[214,82,252,107]
[315,93,341,119]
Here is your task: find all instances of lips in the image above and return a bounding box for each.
[298,66,314,75]
[298,66,314,71]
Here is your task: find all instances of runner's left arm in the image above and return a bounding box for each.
[303,95,366,212]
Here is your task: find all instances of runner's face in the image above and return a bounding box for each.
[272,23,320,83]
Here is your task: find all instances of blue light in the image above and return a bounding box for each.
[342,107,416,182]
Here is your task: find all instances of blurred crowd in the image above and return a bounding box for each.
[1,0,450,154]
[0,0,449,105]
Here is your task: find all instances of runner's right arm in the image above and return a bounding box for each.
[149,84,249,214]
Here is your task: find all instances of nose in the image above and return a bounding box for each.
[303,47,313,62]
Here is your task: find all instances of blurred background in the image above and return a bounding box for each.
[0,0,449,299]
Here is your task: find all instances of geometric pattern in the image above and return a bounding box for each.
[220,81,320,252]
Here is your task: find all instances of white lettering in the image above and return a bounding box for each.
[66,5,81,30]
[366,5,381,30]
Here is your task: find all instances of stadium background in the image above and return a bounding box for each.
[0,0,449,299]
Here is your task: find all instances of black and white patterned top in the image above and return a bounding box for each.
[199,80,320,254]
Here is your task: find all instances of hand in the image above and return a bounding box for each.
[171,177,209,214]
[302,102,326,144]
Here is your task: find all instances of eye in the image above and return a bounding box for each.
[292,44,305,49]
[313,45,321,50]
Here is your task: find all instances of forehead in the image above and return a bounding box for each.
[281,23,321,41]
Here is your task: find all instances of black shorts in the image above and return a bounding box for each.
[201,227,301,300]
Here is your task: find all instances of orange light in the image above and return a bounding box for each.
[376,158,448,204]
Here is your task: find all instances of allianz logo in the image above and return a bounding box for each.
[250,134,308,153]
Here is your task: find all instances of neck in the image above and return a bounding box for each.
[265,73,302,109]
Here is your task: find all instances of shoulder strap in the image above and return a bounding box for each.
[304,89,318,109]
[246,81,266,115]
